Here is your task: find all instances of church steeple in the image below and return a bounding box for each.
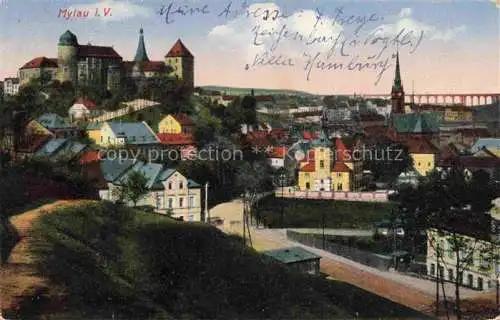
[392,50,402,90]
[134,28,150,62]
[390,49,405,115]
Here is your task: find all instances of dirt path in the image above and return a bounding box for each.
[0,200,79,314]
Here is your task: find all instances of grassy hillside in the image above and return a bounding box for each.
[21,201,350,319]
[200,85,314,97]
[256,196,395,229]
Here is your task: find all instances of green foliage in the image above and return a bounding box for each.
[113,171,149,207]
[256,196,394,229]
[364,140,413,183]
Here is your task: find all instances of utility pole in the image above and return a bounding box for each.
[204,182,209,223]
[322,210,326,250]
[280,172,285,228]
[436,246,440,317]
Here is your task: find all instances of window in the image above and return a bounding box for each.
[168,198,173,208]
[427,162,431,167]
[337,183,342,191]
[179,182,183,189]
[448,268,454,281]
[168,182,172,190]
[418,162,421,166]
[189,196,195,208]
[458,271,463,284]
[187,215,194,221]
[478,277,483,290]
[430,263,435,276]
[438,266,444,279]
[305,173,310,178]
[179,197,184,208]
[306,182,310,189]
[320,160,325,168]
[468,274,473,287]
[320,179,324,184]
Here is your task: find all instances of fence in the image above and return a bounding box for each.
[275,189,389,202]
[287,231,427,275]
[89,99,160,123]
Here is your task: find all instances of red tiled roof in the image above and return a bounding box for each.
[404,137,439,154]
[74,97,97,110]
[157,133,194,145]
[334,138,350,162]
[300,149,315,163]
[300,162,315,172]
[439,143,460,161]
[20,57,58,69]
[165,39,193,58]
[270,146,286,158]
[456,156,500,168]
[244,131,272,147]
[80,151,101,164]
[457,128,490,137]
[172,113,195,126]
[302,131,318,140]
[222,95,235,101]
[331,162,351,172]
[78,45,122,59]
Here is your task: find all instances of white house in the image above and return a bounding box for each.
[99,158,202,221]
[3,77,19,96]
[68,97,101,122]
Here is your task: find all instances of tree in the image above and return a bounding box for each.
[235,160,274,246]
[113,171,149,207]
[241,95,257,125]
[364,139,413,184]
[395,166,500,319]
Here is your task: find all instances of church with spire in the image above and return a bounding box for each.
[385,51,440,144]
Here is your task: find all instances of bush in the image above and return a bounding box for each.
[256,196,394,229]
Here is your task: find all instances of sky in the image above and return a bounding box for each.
[0,0,498,94]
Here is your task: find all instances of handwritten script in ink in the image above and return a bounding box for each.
[156,1,425,85]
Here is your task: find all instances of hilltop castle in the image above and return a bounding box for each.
[18,29,194,91]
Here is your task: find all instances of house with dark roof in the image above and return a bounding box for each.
[36,113,80,138]
[403,137,440,176]
[98,157,202,221]
[34,138,88,162]
[158,114,196,135]
[263,246,321,275]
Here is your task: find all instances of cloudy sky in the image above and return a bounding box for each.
[0,0,498,94]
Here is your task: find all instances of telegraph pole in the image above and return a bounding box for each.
[204,182,209,223]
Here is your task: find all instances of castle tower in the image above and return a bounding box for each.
[57,30,78,83]
[165,39,194,89]
[134,28,150,62]
[390,50,405,115]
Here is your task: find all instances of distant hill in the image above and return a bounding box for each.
[200,85,315,96]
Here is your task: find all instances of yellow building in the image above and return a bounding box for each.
[25,119,54,136]
[297,135,362,192]
[164,39,194,89]
[86,122,103,144]
[405,138,439,176]
[158,114,195,135]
